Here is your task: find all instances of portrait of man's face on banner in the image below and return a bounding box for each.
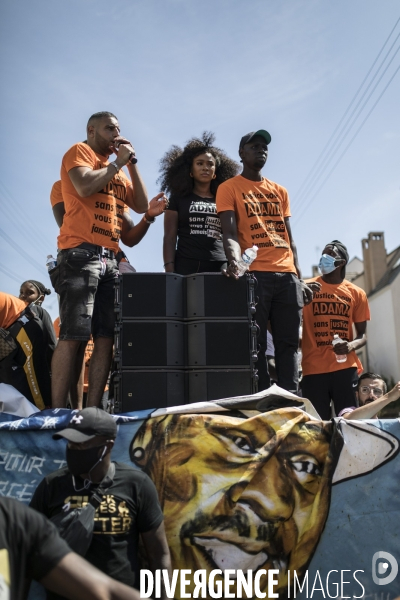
[130,408,399,598]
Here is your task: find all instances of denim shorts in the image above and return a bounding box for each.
[49,248,118,341]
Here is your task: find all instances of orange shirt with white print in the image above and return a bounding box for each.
[58,143,133,253]
[216,175,296,273]
[0,292,27,329]
[302,277,370,376]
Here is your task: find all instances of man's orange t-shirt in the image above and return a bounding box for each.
[50,180,63,208]
[216,175,296,273]
[50,178,129,255]
[58,143,133,252]
[302,277,370,376]
[0,292,27,329]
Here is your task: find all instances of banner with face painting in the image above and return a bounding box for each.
[1,386,399,599]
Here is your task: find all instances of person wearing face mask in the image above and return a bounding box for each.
[301,240,370,419]
[338,372,400,419]
[30,407,172,599]
[0,291,56,408]
[19,279,51,306]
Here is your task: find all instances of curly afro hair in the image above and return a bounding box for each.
[157,132,239,197]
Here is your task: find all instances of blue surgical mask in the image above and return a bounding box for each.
[318,254,337,275]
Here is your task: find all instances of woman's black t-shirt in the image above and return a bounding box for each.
[167,193,226,261]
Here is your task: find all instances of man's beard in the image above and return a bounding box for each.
[179,510,289,574]
[94,131,113,156]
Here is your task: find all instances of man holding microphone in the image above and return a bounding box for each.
[50,112,149,408]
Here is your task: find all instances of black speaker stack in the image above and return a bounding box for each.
[113,273,258,412]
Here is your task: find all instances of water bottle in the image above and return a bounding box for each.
[236,245,258,277]
[46,254,57,271]
[332,334,347,363]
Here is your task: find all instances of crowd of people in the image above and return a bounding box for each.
[1,111,399,419]
[1,111,399,599]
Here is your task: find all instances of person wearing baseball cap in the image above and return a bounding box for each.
[216,130,316,394]
[30,407,172,598]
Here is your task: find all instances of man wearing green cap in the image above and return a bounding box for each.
[216,130,315,394]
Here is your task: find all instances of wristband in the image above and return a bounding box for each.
[143,214,155,224]
[110,161,120,172]
[164,262,174,267]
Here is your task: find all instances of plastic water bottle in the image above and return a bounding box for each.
[332,334,347,363]
[46,255,57,271]
[236,245,258,277]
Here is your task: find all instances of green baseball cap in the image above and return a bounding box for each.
[239,130,272,149]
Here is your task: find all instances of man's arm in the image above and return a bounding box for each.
[285,217,319,304]
[141,522,172,600]
[219,210,242,279]
[41,552,141,600]
[163,210,178,272]
[342,382,400,420]
[52,203,65,228]
[284,217,301,278]
[125,162,149,214]
[68,143,133,198]
[332,321,367,356]
[121,193,167,247]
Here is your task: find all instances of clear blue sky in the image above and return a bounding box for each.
[1,0,399,321]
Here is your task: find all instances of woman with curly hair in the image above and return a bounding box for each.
[160,132,239,275]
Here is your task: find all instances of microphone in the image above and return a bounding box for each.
[115,139,138,164]
[129,152,138,165]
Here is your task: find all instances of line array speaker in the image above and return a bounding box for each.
[114,272,256,320]
[113,368,258,413]
[115,320,258,369]
[112,273,258,412]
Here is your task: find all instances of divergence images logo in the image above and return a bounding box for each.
[372,551,398,586]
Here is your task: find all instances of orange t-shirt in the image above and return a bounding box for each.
[50,180,63,207]
[0,292,27,329]
[301,277,370,376]
[58,143,133,252]
[51,178,128,255]
[216,175,296,272]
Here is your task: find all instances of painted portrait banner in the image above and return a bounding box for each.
[0,387,399,599]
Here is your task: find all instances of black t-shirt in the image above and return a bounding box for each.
[30,462,163,590]
[167,193,226,261]
[0,497,70,600]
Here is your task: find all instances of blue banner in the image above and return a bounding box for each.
[1,406,399,598]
